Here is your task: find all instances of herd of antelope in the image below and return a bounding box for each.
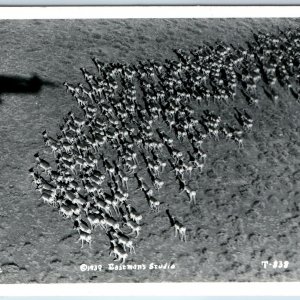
[29,28,299,264]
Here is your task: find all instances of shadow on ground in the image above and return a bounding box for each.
[0,74,58,102]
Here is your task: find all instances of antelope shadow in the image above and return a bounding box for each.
[166,209,175,227]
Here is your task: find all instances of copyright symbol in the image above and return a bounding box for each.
[80,264,87,272]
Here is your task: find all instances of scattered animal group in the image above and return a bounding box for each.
[30,28,300,264]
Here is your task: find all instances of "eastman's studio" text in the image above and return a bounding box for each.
[80,262,176,272]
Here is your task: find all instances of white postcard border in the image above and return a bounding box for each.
[0,5,299,296]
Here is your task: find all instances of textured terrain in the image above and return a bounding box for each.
[0,19,300,283]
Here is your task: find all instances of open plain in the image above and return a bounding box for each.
[0,18,300,283]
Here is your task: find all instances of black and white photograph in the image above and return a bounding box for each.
[0,9,300,284]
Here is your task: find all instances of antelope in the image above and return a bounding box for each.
[103,158,116,178]
[28,168,42,187]
[92,57,103,73]
[73,192,88,206]
[135,174,148,191]
[74,217,92,234]
[172,216,187,242]
[59,204,74,219]
[126,203,143,224]
[123,214,141,237]
[80,67,94,82]
[118,169,129,190]
[77,230,92,248]
[148,196,160,212]
[87,212,106,230]
[184,186,197,204]
[92,196,111,216]
[68,112,86,129]
[40,192,57,207]
[109,240,128,264]
[74,94,88,107]
[112,231,136,253]
[63,82,76,95]
[64,190,77,203]
[111,197,121,216]
[153,178,164,191]
[34,153,51,174]
[64,200,81,215]
[234,136,244,149]
[102,213,121,232]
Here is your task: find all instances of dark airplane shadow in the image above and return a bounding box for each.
[0,74,58,102]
